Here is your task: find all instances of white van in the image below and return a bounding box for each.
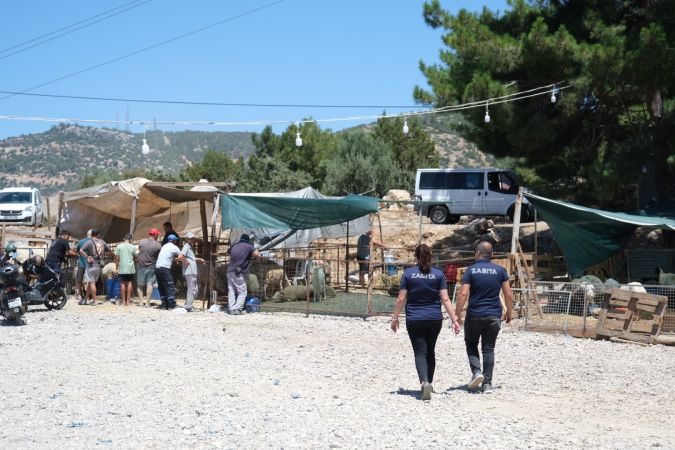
[0,187,44,227]
[414,168,531,224]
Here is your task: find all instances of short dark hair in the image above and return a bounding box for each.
[123,233,133,241]
[90,229,100,237]
[163,221,173,228]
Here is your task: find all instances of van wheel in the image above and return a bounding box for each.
[429,206,449,224]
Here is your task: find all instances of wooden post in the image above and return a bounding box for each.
[46,196,52,232]
[533,208,538,255]
[199,199,209,259]
[510,187,524,254]
[367,220,375,315]
[417,196,423,245]
[345,222,350,293]
[207,193,221,308]
[305,254,311,318]
[55,191,64,239]
[129,196,138,236]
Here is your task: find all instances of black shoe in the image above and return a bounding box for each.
[482,383,494,394]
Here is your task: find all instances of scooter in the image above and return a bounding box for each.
[0,264,28,325]
[22,259,68,310]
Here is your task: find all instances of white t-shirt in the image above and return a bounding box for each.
[181,243,197,276]
[156,242,180,269]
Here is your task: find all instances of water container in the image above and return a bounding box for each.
[245,296,261,313]
[384,253,396,276]
[105,277,121,300]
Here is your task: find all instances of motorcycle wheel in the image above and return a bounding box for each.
[44,289,68,310]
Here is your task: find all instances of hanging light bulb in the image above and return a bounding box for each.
[550,84,557,103]
[484,102,491,123]
[295,122,302,147]
[141,138,150,155]
[402,118,409,134]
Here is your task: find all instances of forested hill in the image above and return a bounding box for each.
[0,124,255,194]
[0,119,494,196]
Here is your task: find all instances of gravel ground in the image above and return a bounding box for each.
[1,302,674,449]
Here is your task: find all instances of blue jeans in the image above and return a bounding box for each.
[155,267,175,308]
[464,316,501,385]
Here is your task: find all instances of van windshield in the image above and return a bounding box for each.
[0,192,31,203]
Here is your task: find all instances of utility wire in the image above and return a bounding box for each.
[0,83,571,127]
[0,0,286,103]
[0,89,422,109]
[0,0,148,56]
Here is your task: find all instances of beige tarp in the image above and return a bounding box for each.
[47,178,219,241]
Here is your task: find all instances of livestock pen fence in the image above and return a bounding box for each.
[245,244,675,337]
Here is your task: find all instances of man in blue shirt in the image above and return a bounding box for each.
[455,241,513,394]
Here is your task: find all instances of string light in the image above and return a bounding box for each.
[295,122,302,147]
[0,82,571,129]
[141,125,150,155]
[550,84,557,103]
[402,118,409,134]
[484,102,490,123]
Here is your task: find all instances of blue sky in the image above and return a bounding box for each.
[0,0,509,139]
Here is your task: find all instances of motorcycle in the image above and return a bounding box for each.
[0,263,28,325]
[22,259,68,310]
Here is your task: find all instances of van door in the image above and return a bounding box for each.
[449,172,485,215]
[486,171,518,214]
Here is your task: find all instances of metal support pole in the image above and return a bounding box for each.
[510,187,524,254]
[129,196,138,236]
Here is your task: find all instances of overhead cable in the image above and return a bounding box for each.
[0,0,286,103]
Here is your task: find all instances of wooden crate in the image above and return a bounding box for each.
[596,289,668,344]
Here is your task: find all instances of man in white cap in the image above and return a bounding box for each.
[180,232,205,312]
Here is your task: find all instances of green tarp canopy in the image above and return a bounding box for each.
[220,193,379,230]
[525,193,675,276]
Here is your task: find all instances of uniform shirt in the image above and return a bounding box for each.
[45,237,71,267]
[227,241,255,275]
[76,237,91,268]
[137,238,161,268]
[399,265,447,321]
[156,242,180,269]
[181,243,198,276]
[80,238,110,268]
[115,242,138,275]
[462,259,509,318]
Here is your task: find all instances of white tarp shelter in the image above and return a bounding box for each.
[48,178,220,243]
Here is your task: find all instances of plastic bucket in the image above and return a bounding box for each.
[151,284,160,299]
[384,253,396,276]
[105,278,121,300]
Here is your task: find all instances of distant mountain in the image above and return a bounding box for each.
[0,117,495,196]
[0,124,255,195]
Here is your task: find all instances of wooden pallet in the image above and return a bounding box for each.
[596,289,667,344]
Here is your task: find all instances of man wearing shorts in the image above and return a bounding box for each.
[79,229,110,306]
[75,230,92,305]
[114,233,138,306]
[137,228,162,307]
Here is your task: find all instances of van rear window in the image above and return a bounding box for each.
[0,192,31,203]
[419,172,484,190]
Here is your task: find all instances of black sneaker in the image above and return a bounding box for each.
[482,383,494,394]
[468,372,484,390]
[421,381,432,401]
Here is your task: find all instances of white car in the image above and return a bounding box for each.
[0,187,44,227]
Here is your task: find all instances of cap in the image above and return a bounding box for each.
[90,229,99,237]
[149,228,161,236]
[185,232,196,239]
[239,233,251,243]
[167,234,179,242]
